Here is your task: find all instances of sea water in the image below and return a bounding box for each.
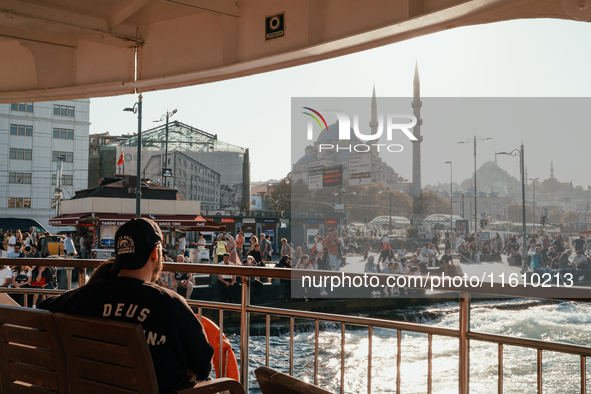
[228,300,591,393]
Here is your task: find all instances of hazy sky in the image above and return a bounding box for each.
[89,18,591,185]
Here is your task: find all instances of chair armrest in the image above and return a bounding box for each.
[173,378,245,394]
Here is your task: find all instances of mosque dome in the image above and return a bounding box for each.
[317,122,361,143]
[480,161,502,170]
[296,153,317,164]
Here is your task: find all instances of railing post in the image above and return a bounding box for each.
[66,267,73,290]
[459,292,470,394]
[240,276,250,392]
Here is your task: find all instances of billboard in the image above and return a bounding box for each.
[250,195,262,210]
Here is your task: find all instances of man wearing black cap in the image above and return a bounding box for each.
[39,218,213,391]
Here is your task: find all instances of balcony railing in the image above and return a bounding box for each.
[1,257,590,394]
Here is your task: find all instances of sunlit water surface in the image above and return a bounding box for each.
[225,300,591,393]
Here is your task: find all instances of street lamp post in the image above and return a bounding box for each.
[498,143,526,272]
[446,161,453,230]
[389,192,393,233]
[54,155,65,216]
[458,135,492,233]
[529,178,539,230]
[155,109,178,182]
[123,94,143,219]
[379,190,393,233]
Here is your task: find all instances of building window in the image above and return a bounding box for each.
[53,104,75,117]
[52,174,73,186]
[52,151,73,163]
[10,148,32,160]
[10,124,33,136]
[8,197,31,209]
[11,103,33,112]
[53,128,74,139]
[9,172,32,184]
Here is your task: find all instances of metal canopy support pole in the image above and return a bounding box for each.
[165,112,169,174]
[240,276,250,391]
[135,94,143,219]
[459,293,470,394]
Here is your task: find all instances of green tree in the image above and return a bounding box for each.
[538,178,570,194]
[346,184,411,223]
[269,177,291,212]
[561,211,578,224]
[412,190,450,216]
[507,203,534,222]
[547,207,564,224]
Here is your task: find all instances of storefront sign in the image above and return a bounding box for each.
[101,220,128,226]
[100,226,115,246]
[221,218,235,223]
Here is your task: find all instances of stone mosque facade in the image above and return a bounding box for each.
[292,66,424,195]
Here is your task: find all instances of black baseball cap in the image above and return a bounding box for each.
[113,218,163,270]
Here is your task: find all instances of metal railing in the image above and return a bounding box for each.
[2,257,591,394]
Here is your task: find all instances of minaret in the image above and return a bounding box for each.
[551,160,554,178]
[411,61,423,197]
[369,84,380,156]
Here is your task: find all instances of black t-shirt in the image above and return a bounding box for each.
[38,276,213,390]
[174,272,190,282]
[441,254,453,264]
[248,250,263,265]
[574,239,585,252]
[13,269,30,284]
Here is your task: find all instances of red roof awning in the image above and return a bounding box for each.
[49,213,86,226]
[51,213,224,231]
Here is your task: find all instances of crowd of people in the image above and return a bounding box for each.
[1,227,57,305]
[4,223,591,305]
[155,230,298,303]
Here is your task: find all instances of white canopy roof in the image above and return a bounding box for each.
[0,0,587,102]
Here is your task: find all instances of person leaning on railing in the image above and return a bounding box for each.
[274,255,292,285]
[217,253,240,302]
[174,255,194,300]
[38,218,214,392]
[247,243,263,266]
[242,255,263,302]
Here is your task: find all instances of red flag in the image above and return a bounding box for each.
[117,152,124,166]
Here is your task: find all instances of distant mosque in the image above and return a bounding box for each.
[291,63,424,196]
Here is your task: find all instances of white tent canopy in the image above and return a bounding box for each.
[370,215,411,226]
[424,214,465,223]
[0,0,588,102]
